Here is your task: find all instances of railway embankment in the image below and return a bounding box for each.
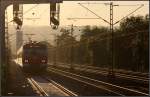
[5,60,38,96]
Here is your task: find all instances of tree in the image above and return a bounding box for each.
[55,28,77,63]
[57,28,76,46]
[118,15,149,71]
[79,26,110,66]
[81,26,109,40]
[120,15,149,32]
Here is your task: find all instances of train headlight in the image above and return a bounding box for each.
[42,60,46,63]
[25,60,28,63]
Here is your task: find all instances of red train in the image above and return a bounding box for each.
[21,41,48,72]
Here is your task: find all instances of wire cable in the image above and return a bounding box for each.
[8,4,39,23]
[113,4,144,25]
[78,3,110,25]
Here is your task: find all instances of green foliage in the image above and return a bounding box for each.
[56,28,76,46]
[81,26,109,41]
[48,14,149,72]
[39,41,52,47]
[120,15,149,32]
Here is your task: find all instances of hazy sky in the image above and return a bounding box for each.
[7,1,149,51]
[7,1,149,27]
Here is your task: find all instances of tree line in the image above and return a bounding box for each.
[48,14,149,72]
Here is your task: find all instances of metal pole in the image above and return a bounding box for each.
[54,35,57,66]
[0,2,7,95]
[109,2,114,76]
[54,47,56,66]
[70,24,74,70]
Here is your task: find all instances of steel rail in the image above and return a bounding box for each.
[43,77,78,96]
[27,78,49,96]
[81,65,149,77]
[54,62,148,77]
[47,68,124,96]
[48,67,149,96]
[75,67,149,83]
[28,76,77,96]
[49,63,148,83]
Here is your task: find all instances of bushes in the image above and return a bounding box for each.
[48,15,149,73]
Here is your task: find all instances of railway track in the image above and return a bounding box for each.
[44,77,78,96]
[78,65,149,81]
[76,66,148,83]
[50,63,149,84]
[47,67,149,96]
[16,60,77,96]
[48,63,149,94]
[27,76,77,96]
[83,65,149,77]
[27,77,48,96]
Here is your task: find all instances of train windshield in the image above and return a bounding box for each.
[23,47,47,56]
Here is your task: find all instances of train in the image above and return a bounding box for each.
[17,41,48,73]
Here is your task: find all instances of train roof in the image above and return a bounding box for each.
[23,41,47,48]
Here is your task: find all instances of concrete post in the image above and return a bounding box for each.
[0,1,7,95]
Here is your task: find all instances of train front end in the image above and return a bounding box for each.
[22,42,48,72]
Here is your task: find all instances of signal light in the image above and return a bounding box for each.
[13,17,23,26]
[50,17,59,25]
[25,59,28,63]
[42,60,46,63]
[50,3,60,29]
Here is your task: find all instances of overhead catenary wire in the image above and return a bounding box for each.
[113,4,144,25]
[79,2,109,5]
[78,3,110,25]
[24,5,50,20]
[23,4,39,15]
[74,2,145,26]
[79,2,147,6]
[72,2,146,74]
[68,17,100,20]
[8,4,40,23]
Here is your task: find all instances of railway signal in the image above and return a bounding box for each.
[50,3,60,29]
[13,4,23,30]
